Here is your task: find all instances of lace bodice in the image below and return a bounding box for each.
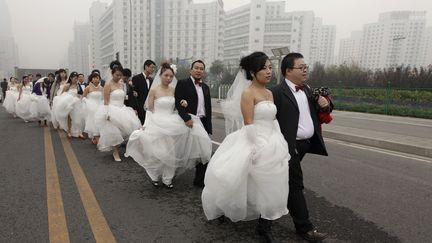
[109,89,125,107]
[87,91,102,102]
[9,86,18,91]
[153,96,175,114]
[67,87,78,97]
[22,85,32,94]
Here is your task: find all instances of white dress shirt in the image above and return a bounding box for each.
[143,72,151,89]
[191,76,206,118]
[285,79,314,140]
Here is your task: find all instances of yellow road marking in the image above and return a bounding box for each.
[44,127,70,243]
[58,131,116,243]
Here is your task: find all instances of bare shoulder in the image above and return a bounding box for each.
[265,89,274,101]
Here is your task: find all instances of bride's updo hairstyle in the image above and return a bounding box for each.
[109,60,123,74]
[239,51,269,80]
[159,62,174,75]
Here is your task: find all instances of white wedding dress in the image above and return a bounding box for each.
[2,85,19,114]
[125,96,212,185]
[51,87,84,136]
[83,91,103,138]
[15,85,33,121]
[202,101,290,222]
[95,89,141,151]
[29,88,51,121]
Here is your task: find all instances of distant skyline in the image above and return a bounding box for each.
[3,0,432,69]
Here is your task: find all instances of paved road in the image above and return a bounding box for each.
[328,110,432,140]
[1,108,431,242]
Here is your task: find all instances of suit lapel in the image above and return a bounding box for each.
[188,78,198,100]
[280,81,299,111]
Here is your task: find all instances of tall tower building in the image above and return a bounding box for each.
[68,23,91,74]
[0,0,19,78]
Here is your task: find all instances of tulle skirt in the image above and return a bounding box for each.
[94,104,141,151]
[83,98,102,138]
[51,93,84,136]
[2,90,18,114]
[125,113,212,179]
[15,93,33,121]
[29,94,51,121]
[202,121,290,222]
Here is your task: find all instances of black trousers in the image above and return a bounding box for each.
[193,116,210,185]
[288,139,314,233]
[137,107,146,125]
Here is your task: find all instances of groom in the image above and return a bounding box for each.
[270,53,332,242]
[175,60,212,188]
[131,60,156,125]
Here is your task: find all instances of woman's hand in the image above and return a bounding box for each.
[180,99,188,108]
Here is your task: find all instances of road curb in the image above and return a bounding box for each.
[213,111,432,159]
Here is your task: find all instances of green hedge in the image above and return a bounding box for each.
[332,88,432,102]
[334,101,432,119]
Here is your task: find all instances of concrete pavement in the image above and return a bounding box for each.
[211,98,432,158]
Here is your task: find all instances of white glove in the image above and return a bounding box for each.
[244,124,258,161]
[103,105,110,121]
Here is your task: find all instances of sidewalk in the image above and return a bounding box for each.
[211,98,432,158]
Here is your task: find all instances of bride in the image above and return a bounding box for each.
[94,61,141,161]
[125,62,212,188]
[201,52,290,242]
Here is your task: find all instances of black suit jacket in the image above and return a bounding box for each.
[132,73,152,123]
[270,81,329,157]
[175,77,212,134]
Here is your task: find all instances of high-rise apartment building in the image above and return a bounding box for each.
[338,31,362,65]
[224,0,335,68]
[89,0,224,75]
[360,11,426,69]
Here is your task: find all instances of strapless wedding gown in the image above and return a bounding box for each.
[2,86,19,114]
[95,89,141,151]
[51,88,84,136]
[15,85,33,121]
[29,88,51,121]
[202,101,290,222]
[125,96,212,185]
[83,91,103,138]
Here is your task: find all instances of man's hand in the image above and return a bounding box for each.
[318,95,329,108]
[185,119,193,128]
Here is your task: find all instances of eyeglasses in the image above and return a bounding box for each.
[291,65,309,71]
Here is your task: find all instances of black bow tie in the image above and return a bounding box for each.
[295,85,305,92]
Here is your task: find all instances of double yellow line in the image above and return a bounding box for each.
[44,127,116,243]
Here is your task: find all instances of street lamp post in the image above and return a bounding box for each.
[271,47,290,84]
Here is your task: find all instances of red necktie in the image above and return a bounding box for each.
[295,85,305,92]
[195,79,202,86]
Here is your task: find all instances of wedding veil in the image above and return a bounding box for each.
[220,69,251,135]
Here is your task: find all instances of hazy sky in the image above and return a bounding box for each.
[4,0,432,69]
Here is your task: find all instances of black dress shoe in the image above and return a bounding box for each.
[299,229,328,242]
